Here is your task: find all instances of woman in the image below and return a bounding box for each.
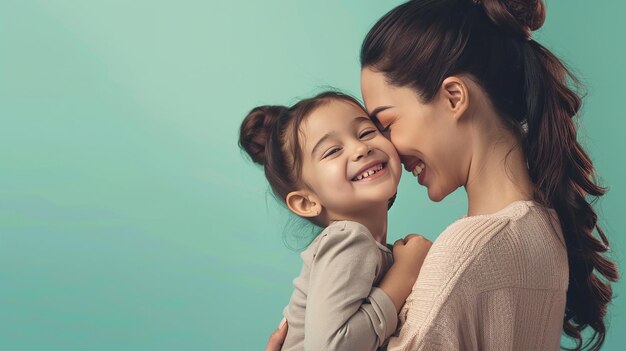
[268,0,618,350]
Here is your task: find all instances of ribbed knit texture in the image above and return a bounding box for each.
[388,201,568,351]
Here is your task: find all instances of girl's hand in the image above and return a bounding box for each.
[392,234,432,278]
[265,318,288,351]
[379,234,432,312]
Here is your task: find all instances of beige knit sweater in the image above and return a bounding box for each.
[388,200,569,351]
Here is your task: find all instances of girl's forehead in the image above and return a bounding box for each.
[314,100,366,122]
[303,102,369,132]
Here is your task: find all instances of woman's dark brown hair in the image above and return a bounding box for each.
[360,0,618,349]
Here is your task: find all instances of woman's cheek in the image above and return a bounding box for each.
[391,129,413,153]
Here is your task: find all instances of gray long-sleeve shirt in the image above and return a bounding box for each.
[281,221,397,351]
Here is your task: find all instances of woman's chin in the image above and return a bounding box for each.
[427,187,448,203]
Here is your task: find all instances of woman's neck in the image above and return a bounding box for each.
[465,116,535,217]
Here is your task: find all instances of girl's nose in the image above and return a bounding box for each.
[352,142,372,161]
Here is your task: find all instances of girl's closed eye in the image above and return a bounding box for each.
[322,146,342,159]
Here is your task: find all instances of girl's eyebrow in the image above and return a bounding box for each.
[352,116,372,125]
[311,132,337,156]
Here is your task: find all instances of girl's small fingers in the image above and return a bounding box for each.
[404,234,423,240]
[393,238,405,247]
[406,234,432,245]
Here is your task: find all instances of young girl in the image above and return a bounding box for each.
[239,91,432,350]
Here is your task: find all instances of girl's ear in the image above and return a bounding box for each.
[286,190,323,218]
[440,76,469,120]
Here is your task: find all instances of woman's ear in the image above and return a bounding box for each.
[440,76,469,120]
[286,191,323,218]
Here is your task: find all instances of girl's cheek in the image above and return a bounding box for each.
[317,162,339,180]
[330,164,346,179]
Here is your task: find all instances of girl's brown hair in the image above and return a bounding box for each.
[361,0,618,349]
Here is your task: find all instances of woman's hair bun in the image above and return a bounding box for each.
[480,0,546,39]
[239,105,288,166]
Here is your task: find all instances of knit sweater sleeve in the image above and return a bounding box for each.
[305,222,397,351]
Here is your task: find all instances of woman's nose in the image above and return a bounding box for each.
[352,142,372,161]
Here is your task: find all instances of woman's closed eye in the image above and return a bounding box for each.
[375,123,391,138]
[370,114,391,133]
[371,117,391,135]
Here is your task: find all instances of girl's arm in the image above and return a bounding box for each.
[379,234,432,312]
[305,223,397,351]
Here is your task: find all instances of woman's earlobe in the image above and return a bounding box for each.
[286,191,322,218]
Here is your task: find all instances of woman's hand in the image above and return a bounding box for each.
[265,318,288,351]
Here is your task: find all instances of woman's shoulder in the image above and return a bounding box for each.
[429,200,568,290]
[393,201,568,347]
[435,200,560,249]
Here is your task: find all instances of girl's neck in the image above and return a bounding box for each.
[329,203,388,245]
[359,208,388,245]
[465,117,535,217]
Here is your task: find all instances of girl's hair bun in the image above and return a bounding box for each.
[480,0,546,39]
[239,105,288,166]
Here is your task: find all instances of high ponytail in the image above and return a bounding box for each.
[360,0,618,349]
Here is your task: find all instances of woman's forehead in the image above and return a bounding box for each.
[361,69,394,110]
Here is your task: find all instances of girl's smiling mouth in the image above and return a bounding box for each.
[352,162,387,181]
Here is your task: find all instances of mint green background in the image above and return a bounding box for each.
[1,1,624,349]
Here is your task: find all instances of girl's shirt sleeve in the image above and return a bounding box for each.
[304,222,397,351]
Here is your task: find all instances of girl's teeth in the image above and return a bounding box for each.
[355,164,383,181]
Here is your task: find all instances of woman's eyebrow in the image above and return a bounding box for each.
[368,106,392,121]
